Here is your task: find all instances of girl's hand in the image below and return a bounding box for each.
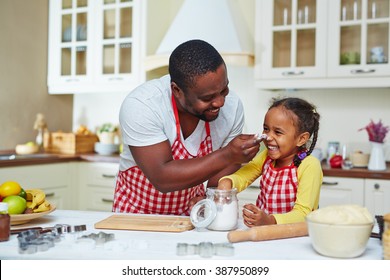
[217,178,233,190]
[242,204,276,227]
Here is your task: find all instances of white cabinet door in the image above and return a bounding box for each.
[255,0,328,89]
[364,179,390,216]
[255,0,390,89]
[0,163,74,210]
[319,176,365,207]
[327,0,390,85]
[78,162,118,211]
[48,0,143,94]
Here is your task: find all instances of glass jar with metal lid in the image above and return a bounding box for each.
[190,188,238,231]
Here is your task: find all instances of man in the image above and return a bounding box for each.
[113,39,260,215]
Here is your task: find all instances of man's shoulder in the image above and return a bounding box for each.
[123,75,171,104]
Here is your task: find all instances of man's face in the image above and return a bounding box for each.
[177,64,230,122]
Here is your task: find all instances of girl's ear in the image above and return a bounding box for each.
[297,132,310,147]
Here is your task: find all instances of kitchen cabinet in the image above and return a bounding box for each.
[0,163,75,210]
[78,162,118,211]
[255,0,390,89]
[364,178,390,216]
[319,176,365,207]
[328,0,390,80]
[256,0,327,82]
[47,0,143,94]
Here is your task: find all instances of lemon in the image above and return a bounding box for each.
[3,195,27,214]
[0,181,22,198]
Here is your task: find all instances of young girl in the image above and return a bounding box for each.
[218,97,323,227]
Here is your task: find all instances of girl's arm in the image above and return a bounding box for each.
[217,149,268,192]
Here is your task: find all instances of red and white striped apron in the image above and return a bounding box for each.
[113,95,213,215]
[256,157,298,214]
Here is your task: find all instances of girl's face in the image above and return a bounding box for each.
[262,106,308,168]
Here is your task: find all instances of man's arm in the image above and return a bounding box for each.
[130,134,260,193]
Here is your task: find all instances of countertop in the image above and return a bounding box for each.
[0,151,119,168]
[0,210,384,260]
[1,150,390,180]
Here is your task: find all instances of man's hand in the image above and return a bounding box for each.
[188,195,206,211]
[225,134,261,164]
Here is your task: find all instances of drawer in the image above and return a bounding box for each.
[84,186,115,211]
[85,163,119,187]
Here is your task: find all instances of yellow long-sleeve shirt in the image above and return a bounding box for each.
[221,149,323,224]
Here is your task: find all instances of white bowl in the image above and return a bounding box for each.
[15,144,39,155]
[306,205,374,258]
[306,218,373,258]
[94,142,119,155]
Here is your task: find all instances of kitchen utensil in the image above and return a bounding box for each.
[176,242,234,258]
[351,151,370,167]
[306,205,373,258]
[15,144,39,155]
[227,222,308,243]
[79,231,115,245]
[17,223,87,254]
[10,204,56,226]
[94,142,119,155]
[370,46,386,63]
[94,214,194,232]
[190,188,238,231]
[383,213,390,259]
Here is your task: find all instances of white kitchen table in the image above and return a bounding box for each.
[0,210,384,260]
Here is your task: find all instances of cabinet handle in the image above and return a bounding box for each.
[102,174,116,179]
[282,71,304,76]
[45,192,55,197]
[374,183,380,190]
[350,69,375,74]
[65,78,80,82]
[108,77,124,81]
[102,198,114,203]
[322,181,338,186]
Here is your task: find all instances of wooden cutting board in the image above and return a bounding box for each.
[94,214,194,232]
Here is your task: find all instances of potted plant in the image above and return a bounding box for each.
[359,119,389,170]
[97,123,118,144]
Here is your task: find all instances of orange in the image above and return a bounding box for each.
[0,181,22,198]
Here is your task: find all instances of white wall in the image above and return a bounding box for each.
[73,67,390,161]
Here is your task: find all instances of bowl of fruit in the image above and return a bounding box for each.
[0,181,55,225]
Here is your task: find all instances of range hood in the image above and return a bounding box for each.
[144,0,254,71]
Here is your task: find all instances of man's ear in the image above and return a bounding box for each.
[171,82,182,99]
[297,132,310,147]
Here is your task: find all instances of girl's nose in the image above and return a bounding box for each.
[263,134,272,141]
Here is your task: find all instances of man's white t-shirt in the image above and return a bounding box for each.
[118,75,245,171]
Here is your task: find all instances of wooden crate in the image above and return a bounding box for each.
[43,132,98,154]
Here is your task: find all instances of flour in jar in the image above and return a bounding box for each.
[207,200,238,231]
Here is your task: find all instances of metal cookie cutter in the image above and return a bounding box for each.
[79,231,115,246]
[176,242,234,258]
[16,224,87,254]
[17,229,60,254]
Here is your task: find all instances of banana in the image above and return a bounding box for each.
[25,189,46,209]
[33,200,51,213]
